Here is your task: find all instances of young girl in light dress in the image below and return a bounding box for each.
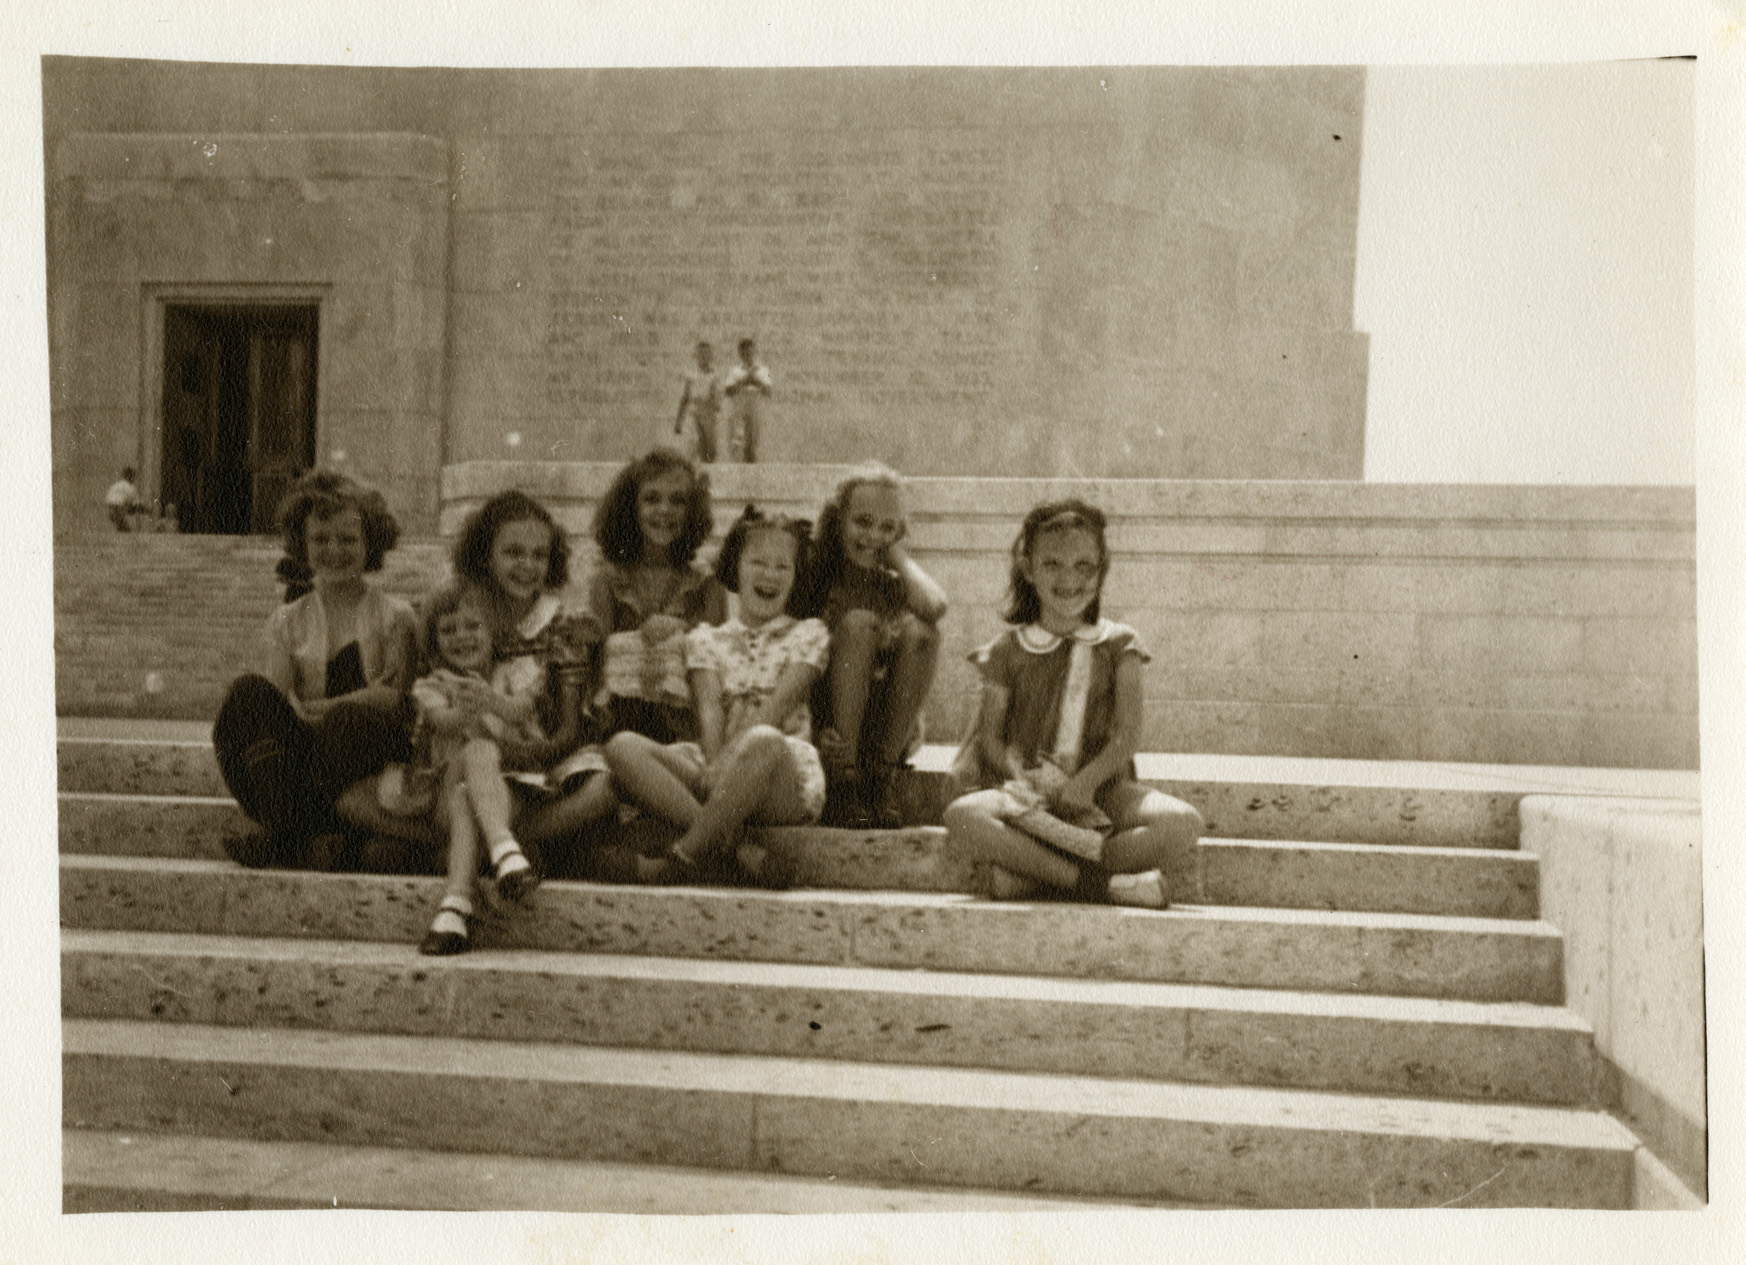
[413,580,600,954]
[805,462,947,829]
[943,499,1203,908]
[604,506,829,888]
[438,489,616,879]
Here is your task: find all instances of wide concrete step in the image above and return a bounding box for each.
[62,1018,1637,1207]
[57,792,1538,918]
[62,855,1567,1003]
[57,733,1529,847]
[63,1128,1157,1213]
[63,927,1598,1104]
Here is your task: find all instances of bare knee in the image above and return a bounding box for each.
[605,730,653,767]
[833,608,882,653]
[462,737,501,768]
[736,725,788,764]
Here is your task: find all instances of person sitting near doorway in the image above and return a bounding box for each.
[105,467,142,531]
[212,469,431,870]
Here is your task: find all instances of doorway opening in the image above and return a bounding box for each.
[160,304,318,535]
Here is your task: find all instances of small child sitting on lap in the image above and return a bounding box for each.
[415,580,598,955]
[605,506,829,888]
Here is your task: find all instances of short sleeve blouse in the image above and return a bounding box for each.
[685,614,830,739]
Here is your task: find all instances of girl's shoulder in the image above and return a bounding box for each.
[1089,619,1149,662]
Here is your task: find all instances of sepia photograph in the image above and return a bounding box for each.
[7,1,1738,1261]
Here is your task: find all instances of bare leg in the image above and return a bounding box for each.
[604,732,705,828]
[1101,781,1205,898]
[672,726,810,867]
[461,738,538,900]
[826,609,883,767]
[875,613,939,766]
[943,789,1080,890]
[440,764,480,906]
[516,771,621,879]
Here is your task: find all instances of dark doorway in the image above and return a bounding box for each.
[161,305,318,534]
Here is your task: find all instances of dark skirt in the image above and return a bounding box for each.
[211,670,410,864]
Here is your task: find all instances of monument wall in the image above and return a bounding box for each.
[45,61,1369,534]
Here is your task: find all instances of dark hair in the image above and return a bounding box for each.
[274,468,400,602]
[417,578,490,671]
[1004,499,1111,626]
[738,337,756,356]
[803,462,906,616]
[592,448,713,568]
[451,489,570,593]
[715,505,814,618]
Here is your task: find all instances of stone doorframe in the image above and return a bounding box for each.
[137,282,333,511]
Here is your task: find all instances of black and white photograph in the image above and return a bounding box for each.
[5,1,1739,1261]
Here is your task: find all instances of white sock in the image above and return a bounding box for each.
[487,835,527,875]
[431,894,473,936]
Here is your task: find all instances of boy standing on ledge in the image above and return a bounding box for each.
[674,340,721,463]
[722,337,773,463]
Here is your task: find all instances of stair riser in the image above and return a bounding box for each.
[62,1050,1632,1208]
[60,862,1566,1003]
[1200,842,1537,919]
[56,739,1522,847]
[62,943,1597,1104]
[58,796,1538,919]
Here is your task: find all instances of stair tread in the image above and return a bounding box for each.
[55,791,1532,859]
[58,852,1563,937]
[64,1017,1634,1151]
[61,925,1591,1030]
[64,1127,1169,1213]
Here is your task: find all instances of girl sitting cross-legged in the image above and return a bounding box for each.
[604,506,829,889]
[942,499,1204,909]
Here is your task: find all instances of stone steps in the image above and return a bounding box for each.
[58,791,1539,918]
[63,928,1598,1104]
[64,1128,1157,1213]
[64,1018,1636,1208]
[60,724,1647,1208]
[61,856,1567,1004]
[56,734,1531,847]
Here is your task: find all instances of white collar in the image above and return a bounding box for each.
[1016,619,1112,654]
[517,592,563,640]
[734,612,794,638]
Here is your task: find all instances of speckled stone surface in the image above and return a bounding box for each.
[63,1128,1167,1213]
[58,794,242,860]
[54,734,1532,845]
[60,856,1566,1001]
[58,739,225,797]
[62,929,1600,1103]
[63,1019,1636,1208]
[1199,838,1538,918]
[62,791,1541,919]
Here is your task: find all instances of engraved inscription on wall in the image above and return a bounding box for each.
[539,133,1017,458]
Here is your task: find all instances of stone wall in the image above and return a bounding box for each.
[444,68,1369,479]
[1521,797,1706,1197]
[46,132,451,532]
[44,61,1369,535]
[57,470,1697,769]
